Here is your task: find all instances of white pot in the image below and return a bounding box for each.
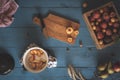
[22,47,48,73]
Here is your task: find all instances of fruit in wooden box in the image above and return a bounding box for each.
[106,29,112,36]
[93,11,100,19]
[97,32,104,39]
[100,22,107,29]
[113,23,119,28]
[83,2,120,49]
[103,13,110,21]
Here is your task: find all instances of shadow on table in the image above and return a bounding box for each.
[96,46,120,65]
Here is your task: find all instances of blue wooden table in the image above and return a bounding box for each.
[0,0,120,80]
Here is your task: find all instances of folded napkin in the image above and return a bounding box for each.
[0,0,18,27]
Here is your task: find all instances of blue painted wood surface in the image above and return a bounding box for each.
[0,0,120,80]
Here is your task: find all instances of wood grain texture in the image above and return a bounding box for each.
[43,13,80,44]
[0,0,120,80]
[16,0,82,8]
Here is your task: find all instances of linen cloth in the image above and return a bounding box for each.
[0,0,18,27]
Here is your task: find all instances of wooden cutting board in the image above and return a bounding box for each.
[43,13,80,44]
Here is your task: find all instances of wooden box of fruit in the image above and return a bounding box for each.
[83,2,120,49]
[43,14,80,44]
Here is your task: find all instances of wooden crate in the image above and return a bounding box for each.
[83,2,120,49]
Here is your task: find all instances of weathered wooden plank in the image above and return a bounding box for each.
[0,27,119,52]
[0,76,70,80]
[11,1,120,28]
[0,47,97,67]
[16,0,82,8]
[2,46,120,68]
[16,0,120,9]
[0,27,95,48]
[1,27,120,48]
[111,73,120,80]
[0,67,116,80]
[12,7,83,27]
[0,67,96,80]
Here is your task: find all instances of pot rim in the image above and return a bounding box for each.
[22,47,48,73]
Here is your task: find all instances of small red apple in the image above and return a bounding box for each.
[96,27,101,32]
[93,11,100,19]
[89,16,95,22]
[113,29,117,33]
[97,18,102,22]
[113,62,120,72]
[110,12,116,18]
[103,7,109,12]
[108,22,113,26]
[113,23,119,28]
[103,13,110,21]
[91,22,95,26]
[101,22,107,29]
[97,32,104,39]
[115,19,119,22]
[106,29,112,36]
